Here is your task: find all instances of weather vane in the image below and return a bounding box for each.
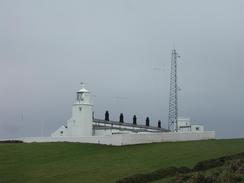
[80,82,85,88]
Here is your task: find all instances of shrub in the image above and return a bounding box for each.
[116,167,191,183]
[193,158,225,171]
[193,152,244,171]
[0,140,23,143]
[116,152,244,183]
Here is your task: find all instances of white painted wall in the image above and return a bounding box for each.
[10,131,215,146]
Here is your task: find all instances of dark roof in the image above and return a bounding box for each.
[93,118,169,132]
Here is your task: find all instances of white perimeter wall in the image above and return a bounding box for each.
[7,131,216,146]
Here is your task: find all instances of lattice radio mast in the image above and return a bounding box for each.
[168,49,180,131]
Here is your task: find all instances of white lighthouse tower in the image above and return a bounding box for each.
[51,84,93,137]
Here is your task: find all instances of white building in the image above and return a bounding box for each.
[178,118,204,132]
[5,85,215,146]
[52,85,167,137]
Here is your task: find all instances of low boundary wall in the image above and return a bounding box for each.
[3,131,216,146]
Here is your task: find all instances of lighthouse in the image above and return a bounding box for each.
[51,84,93,137]
[71,84,93,136]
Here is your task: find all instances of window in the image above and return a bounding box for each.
[77,93,84,101]
[196,127,199,131]
[60,131,63,134]
[79,107,82,111]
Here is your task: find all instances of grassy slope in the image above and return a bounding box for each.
[0,139,244,183]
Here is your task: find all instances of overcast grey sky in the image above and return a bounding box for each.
[0,0,243,139]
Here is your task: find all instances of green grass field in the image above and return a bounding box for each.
[1,139,244,183]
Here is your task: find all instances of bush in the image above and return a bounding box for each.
[193,152,244,171]
[193,158,225,171]
[0,140,23,143]
[116,167,191,183]
[116,152,244,183]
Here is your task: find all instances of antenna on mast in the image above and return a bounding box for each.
[168,49,180,132]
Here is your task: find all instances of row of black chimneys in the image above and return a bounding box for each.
[104,111,162,128]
